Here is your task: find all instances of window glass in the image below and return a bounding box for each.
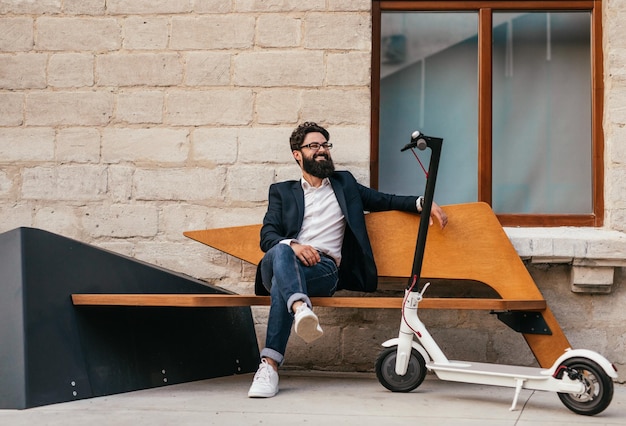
[492,12,592,213]
[379,12,478,204]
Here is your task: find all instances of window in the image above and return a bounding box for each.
[372,1,604,226]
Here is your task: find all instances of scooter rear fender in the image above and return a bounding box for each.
[548,348,618,379]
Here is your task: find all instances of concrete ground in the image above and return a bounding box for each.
[1,372,624,425]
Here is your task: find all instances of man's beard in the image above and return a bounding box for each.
[301,152,335,178]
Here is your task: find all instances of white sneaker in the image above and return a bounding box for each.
[248,359,279,398]
[294,304,323,343]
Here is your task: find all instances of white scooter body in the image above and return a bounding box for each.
[381,287,619,411]
[377,131,618,415]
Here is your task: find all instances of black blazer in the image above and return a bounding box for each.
[255,171,419,295]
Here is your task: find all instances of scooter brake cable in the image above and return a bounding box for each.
[410,148,429,178]
[401,275,422,335]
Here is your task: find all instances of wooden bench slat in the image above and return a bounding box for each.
[71,294,546,311]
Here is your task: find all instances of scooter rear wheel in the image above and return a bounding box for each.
[375,346,426,392]
[557,357,614,416]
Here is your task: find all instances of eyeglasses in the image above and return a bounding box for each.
[299,142,333,151]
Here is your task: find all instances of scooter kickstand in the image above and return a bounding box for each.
[510,378,525,411]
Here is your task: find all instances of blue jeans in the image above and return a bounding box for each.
[259,243,338,365]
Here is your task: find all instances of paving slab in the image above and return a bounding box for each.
[0,372,624,425]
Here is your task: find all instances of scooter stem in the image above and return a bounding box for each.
[408,135,443,291]
[402,290,449,365]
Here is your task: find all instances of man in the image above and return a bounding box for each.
[248,122,448,398]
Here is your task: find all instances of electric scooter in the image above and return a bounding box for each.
[375,131,619,416]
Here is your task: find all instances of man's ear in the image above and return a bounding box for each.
[293,150,302,164]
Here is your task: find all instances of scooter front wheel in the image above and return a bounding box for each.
[557,357,614,416]
[375,346,426,392]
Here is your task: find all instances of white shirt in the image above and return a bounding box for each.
[281,178,346,265]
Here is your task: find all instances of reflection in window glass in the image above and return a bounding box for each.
[492,12,592,214]
[379,13,478,204]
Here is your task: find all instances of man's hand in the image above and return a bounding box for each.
[430,201,448,229]
[290,242,321,266]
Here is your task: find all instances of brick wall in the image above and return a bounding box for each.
[0,1,371,280]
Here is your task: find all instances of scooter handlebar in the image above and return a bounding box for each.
[401,130,428,151]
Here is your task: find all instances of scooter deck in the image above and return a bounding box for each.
[426,359,587,411]
[427,360,549,381]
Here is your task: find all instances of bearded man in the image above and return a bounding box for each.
[247,122,448,398]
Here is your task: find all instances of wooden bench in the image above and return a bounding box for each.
[72,202,570,368]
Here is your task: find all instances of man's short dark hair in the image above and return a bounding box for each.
[289,122,330,151]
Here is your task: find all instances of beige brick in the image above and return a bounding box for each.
[0,92,24,126]
[170,15,254,50]
[0,204,33,233]
[82,203,159,238]
[608,166,626,209]
[36,17,120,51]
[237,126,295,164]
[329,0,371,11]
[0,0,60,14]
[192,0,232,13]
[606,85,626,126]
[611,208,626,233]
[274,164,302,183]
[327,52,370,86]
[63,0,106,15]
[161,204,265,241]
[185,52,231,86]
[102,128,189,164]
[0,17,33,51]
[235,0,324,12]
[133,240,228,280]
[161,203,212,241]
[0,170,12,196]
[21,166,108,200]
[107,0,192,14]
[97,53,183,87]
[234,51,325,87]
[304,13,371,50]
[133,167,226,201]
[33,206,82,240]
[0,53,46,89]
[609,125,626,164]
[93,240,135,257]
[256,89,301,124]
[257,15,301,48]
[166,89,253,125]
[191,128,238,164]
[56,127,101,163]
[26,91,114,126]
[116,90,164,124]
[0,127,55,162]
[329,126,371,164]
[605,10,626,50]
[227,165,275,202]
[203,206,266,228]
[122,17,169,50]
[48,53,94,88]
[607,49,626,81]
[107,165,134,202]
[302,89,370,125]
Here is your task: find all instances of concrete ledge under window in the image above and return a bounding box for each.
[505,227,626,294]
